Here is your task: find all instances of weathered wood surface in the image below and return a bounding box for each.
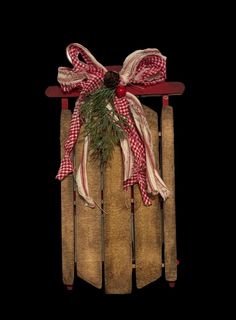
[161,106,177,281]
[103,145,133,294]
[61,110,75,285]
[134,106,162,288]
[75,127,102,288]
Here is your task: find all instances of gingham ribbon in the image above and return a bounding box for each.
[56,43,169,207]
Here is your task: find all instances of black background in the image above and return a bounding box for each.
[10,5,223,314]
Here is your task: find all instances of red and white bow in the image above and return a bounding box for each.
[56,43,169,207]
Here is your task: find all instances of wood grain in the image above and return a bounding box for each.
[161,105,177,281]
[75,127,102,288]
[103,145,132,294]
[134,106,162,288]
[61,109,75,285]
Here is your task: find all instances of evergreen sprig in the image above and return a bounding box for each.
[80,87,128,167]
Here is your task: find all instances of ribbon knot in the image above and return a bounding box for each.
[56,43,169,207]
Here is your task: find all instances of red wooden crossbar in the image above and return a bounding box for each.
[45,65,185,98]
[46,82,185,98]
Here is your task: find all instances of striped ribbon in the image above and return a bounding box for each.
[56,43,169,207]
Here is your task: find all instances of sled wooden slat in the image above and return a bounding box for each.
[134,106,162,288]
[60,109,75,286]
[103,146,132,294]
[75,128,103,288]
[161,104,177,282]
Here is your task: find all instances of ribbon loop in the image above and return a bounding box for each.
[66,43,107,74]
[58,43,106,92]
[119,48,166,86]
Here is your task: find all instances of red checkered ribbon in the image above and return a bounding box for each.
[56,43,169,206]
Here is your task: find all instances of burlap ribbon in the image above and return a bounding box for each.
[56,43,169,207]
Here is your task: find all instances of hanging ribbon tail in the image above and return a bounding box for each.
[56,157,74,180]
[56,42,106,185]
[118,48,169,202]
[126,93,170,201]
[75,136,96,209]
[120,138,134,182]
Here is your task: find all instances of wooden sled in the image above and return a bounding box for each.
[46,66,185,293]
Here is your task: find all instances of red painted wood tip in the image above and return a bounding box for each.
[169,281,176,288]
[162,95,169,107]
[66,285,73,291]
[61,98,69,110]
[177,259,180,265]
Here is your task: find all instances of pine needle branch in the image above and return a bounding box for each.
[80,87,129,167]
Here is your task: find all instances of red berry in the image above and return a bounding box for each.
[115,85,127,98]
